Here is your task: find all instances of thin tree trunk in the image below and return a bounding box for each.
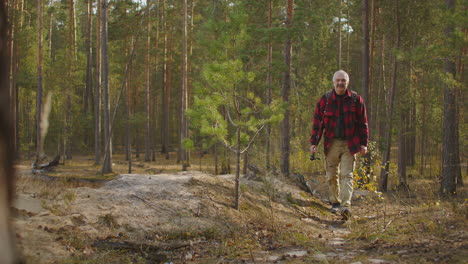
[266,0,272,170]
[152,0,160,162]
[94,0,102,165]
[361,0,370,108]
[36,0,43,159]
[145,0,151,161]
[102,0,112,173]
[346,1,350,70]
[280,0,294,176]
[440,0,459,195]
[214,143,218,175]
[379,0,400,192]
[180,0,189,170]
[419,80,427,176]
[234,124,241,210]
[72,0,77,62]
[398,108,408,189]
[338,0,342,68]
[126,71,132,173]
[85,0,93,116]
[65,0,75,160]
[455,28,466,186]
[377,33,386,148]
[165,33,173,160]
[161,0,169,158]
[9,0,17,158]
[48,13,52,59]
[408,100,416,166]
[369,0,377,133]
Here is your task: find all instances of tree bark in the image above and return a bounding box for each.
[398,107,408,189]
[65,0,75,160]
[0,2,19,262]
[145,0,151,162]
[265,0,272,170]
[126,70,132,173]
[338,0,342,68]
[234,121,241,210]
[280,0,294,176]
[85,0,93,116]
[369,0,377,133]
[361,0,370,111]
[440,0,459,195]
[9,0,18,158]
[102,0,112,173]
[161,0,170,159]
[180,0,189,170]
[379,0,399,192]
[455,28,466,186]
[36,0,43,159]
[94,0,102,165]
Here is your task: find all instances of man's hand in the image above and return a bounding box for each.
[360,145,368,155]
[310,145,317,154]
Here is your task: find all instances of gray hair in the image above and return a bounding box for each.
[332,70,349,82]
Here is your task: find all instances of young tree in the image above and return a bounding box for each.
[187,60,284,210]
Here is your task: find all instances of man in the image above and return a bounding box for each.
[310,70,368,220]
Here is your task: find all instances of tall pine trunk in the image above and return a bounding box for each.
[338,0,342,68]
[369,0,377,134]
[440,0,459,195]
[379,0,400,192]
[234,118,241,210]
[36,0,43,159]
[361,0,369,103]
[398,101,408,190]
[94,0,102,165]
[180,0,189,170]
[9,0,18,158]
[145,0,151,161]
[161,0,170,158]
[65,0,75,160]
[85,0,93,116]
[102,0,112,173]
[126,69,132,173]
[280,0,294,176]
[265,0,272,170]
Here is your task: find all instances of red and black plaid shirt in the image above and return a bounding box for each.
[310,89,368,155]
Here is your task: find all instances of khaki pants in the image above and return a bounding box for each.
[325,139,355,207]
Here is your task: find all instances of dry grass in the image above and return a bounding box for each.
[13,153,468,264]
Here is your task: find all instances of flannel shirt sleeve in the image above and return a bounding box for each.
[310,97,325,146]
[358,96,369,146]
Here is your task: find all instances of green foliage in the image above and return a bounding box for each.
[188,59,285,153]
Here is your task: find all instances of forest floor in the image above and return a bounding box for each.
[12,154,468,264]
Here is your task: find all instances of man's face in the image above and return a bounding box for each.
[333,74,349,95]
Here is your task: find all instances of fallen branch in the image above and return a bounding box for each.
[32,155,61,173]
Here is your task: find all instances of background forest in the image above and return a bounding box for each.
[6,0,466,193]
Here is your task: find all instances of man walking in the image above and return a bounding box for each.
[310,70,369,220]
